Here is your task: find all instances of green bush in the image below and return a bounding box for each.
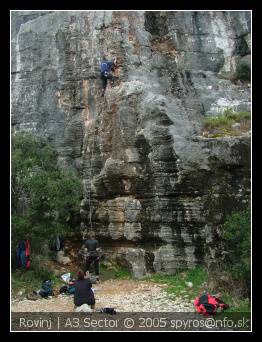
[115,267,132,279]
[224,108,251,121]
[203,109,251,132]
[12,255,64,295]
[99,261,132,280]
[223,108,239,120]
[221,209,251,294]
[11,132,82,268]
[148,266,207,300]
[237,111,251,120]
[148,266,251,311]
[203,115,235,130]
[29,254,54,280]
[236,63,251,81]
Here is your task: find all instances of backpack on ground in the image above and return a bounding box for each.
[17,239,31,269]
[25,240,31,269]
[50,235,62,252]
[67,285,76,294]
[99,308,117,315]
[39,280,53,298]
[194,294,229,316]
[59,285,68,294]
[59,284,75,295]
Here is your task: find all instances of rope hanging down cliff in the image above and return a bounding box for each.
[88,124,96,232]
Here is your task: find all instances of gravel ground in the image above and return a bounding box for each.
[11,279,194,312]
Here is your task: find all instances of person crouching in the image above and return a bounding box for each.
[74,270,95,310]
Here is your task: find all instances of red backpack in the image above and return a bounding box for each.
[194,294,228,316]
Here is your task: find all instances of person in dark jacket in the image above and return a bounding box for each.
[100,57,118,96]
[74,270,95,309]
[85,232,100,281]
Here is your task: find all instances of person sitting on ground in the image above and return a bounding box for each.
[74,270,95,309]
[100,56,118,96]
[85,232,100,281]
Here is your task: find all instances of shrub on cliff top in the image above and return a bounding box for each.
[203,109,251,133]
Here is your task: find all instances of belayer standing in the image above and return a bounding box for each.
[100,57,118,96]
[85,232,100,281]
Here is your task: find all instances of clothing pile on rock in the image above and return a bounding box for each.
[61,273,72,284]
[16,240,31,269]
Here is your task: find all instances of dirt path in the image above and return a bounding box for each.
[11,279,194,312]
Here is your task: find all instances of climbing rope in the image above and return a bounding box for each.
[88,120,96,232]
[87,14,128,233]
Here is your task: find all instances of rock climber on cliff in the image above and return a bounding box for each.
[100,56,118,96]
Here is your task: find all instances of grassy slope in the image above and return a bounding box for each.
[12,270,64,296]
[202,110,251,138]
[147,266,250,312]
[12,263,250,312]
[11,261,132,297]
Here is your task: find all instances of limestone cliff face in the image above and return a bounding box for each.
[11,11,251,277]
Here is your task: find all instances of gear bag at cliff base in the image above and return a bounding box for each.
[99,308,117,315]
[39,280,53,298]
[16,240,31,269]
[194,294,229,316]
[50,235,62,251]
[59,284,76,295]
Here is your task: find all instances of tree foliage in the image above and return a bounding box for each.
[236,63,251,81]
[221,208,251,292]
[11,132,82,263]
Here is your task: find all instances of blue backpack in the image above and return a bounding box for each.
[59,285,75,295]
[100,61,114,74]
[39,280,53,298]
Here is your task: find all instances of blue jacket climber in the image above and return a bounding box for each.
[100,57,118,95]
[100,60,115,74]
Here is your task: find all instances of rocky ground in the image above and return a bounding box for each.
[11,279,194,312]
